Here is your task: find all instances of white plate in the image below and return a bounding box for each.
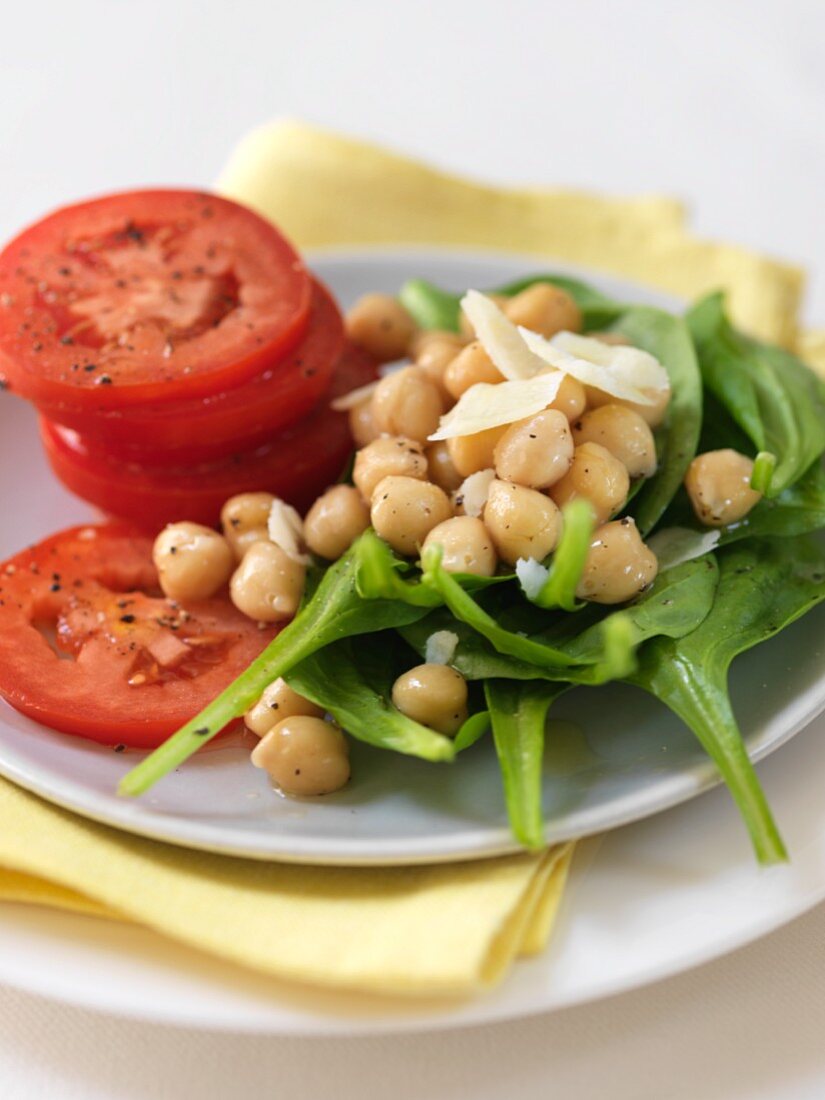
[0,249,823,867]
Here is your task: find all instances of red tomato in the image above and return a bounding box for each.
[40,343,378,530]
[41,278,344,463]
[0,190,312,410]
[0,524,277,748]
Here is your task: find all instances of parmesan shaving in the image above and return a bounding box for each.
[267,499,311,565]
[453,469,495,518]
[330,380,380,412]
[425,630,460,666]
[520,328,667,405]
[428,372,564,440]
[515,557,549,600]
[647,527,720,571]
[460,290,547,380]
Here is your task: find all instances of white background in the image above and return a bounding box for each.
[1,1,825,1096]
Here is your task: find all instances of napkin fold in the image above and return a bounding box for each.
[0,119,817,998]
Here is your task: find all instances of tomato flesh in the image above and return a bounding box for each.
[0,524,277,748]
[0,190,312,409]
[38,278,344,463]
[40,343,378,529]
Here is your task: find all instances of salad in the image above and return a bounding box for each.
[0,189,823,866]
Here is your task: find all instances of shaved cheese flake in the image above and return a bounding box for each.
[428,372,564,440]
[425,630,460,666]
[330,380,380,411]
[267,499,311,565]
[453,468,496,517]
[647,526,720,571]
[515,557,549,600]
[460,290,547,380]
[520,328,665,405]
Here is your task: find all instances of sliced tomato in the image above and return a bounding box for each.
[40,278,344,463]
[0,190,312,409]
[40,343,378,530]
[0,524,277,748]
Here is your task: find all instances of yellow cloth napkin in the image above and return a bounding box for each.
[0,119,817,999]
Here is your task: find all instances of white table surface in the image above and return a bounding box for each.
[1,1,824,1096]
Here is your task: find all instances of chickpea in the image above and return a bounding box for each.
[391,663,468,735]
[576,518,658,604]
[426,440,464,493]
[504,284,582,337]
[585,384,671,429]
[549,442,630,525]
[353,435,428,501]
[230,541,305,622]
[572,405,657,478]
[370,476,453,556]
[252,716,350,796]
[304,485,370,560]
[414,332,465,396]
[443,341,504,400]
[494,410,574,489]
[409,327,465,361]
[244,678,324,737]
[483,479,562,566]
[421,516,497,576]
[153,522,234,601]
[447,426,508,478]
[348,397,381,449]
[221,492,275,561]
[547,373,587,421]
[345,293,416,363]
[685,449,762,527]
[370,366,444,443]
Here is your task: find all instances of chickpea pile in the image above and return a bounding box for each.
[154,282,751,801]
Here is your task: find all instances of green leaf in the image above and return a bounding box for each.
[751,452,777,495]
[688,293,825,496]
[614,306,703,535]
[119,535,431,797]
[453,710,491,752]
[403,556,717,684]
[627,536,825,864]
[485,680,563,850]
[517,499,594,611]
[285,641,455,763]
[399,273,624,336]
[399,279,462,332]
[719,459,825,543]
[420,543,635,679]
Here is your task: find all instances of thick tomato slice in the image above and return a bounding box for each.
[0,525,277,748]
[40,343,378,530]
[0,190,312,409]
[38,278,344,463]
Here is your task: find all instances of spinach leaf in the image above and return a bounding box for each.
[517,499,593,611]
[615,306,703,534]
[285,640,455,763]
[627,536,825,864]
[420,544,636,681]
[399,278,462,332]
[399,273,623,334]
[454,710,491,752]
[403,556,718,682]
[486,680,565,849]
[688,293,825,496]
[718,459,825,544]
[484,557,721,849]
[119,535,431,797]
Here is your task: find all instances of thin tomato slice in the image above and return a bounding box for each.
[0,190,312,409]
[38,278,344,463]
[40,344,378,530]
[0,524,277,748]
